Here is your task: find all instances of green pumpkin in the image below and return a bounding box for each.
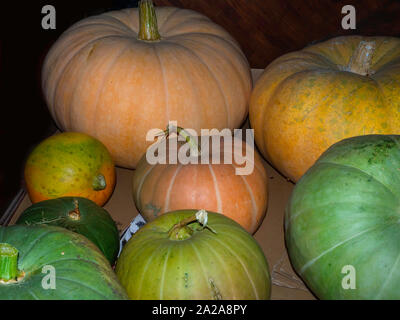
[16,197,119,265]
[0,225,128,299]
[286,134,400,299]
[116,210,271,300]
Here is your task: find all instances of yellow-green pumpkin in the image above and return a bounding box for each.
[24,132,115,206]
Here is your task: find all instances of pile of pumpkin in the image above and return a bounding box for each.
[1,0,400,300]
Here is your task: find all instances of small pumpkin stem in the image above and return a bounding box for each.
[168,210,216,240]
[162,123,201,157]
[92,174,106,191]
[347,40,376,76]
[0,243,20,282]
[138,0,161,41]
[68,199,81,221]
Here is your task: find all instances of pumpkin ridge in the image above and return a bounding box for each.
[159,246,173,299]
[209,235,260,299]
[26,289,39,300]
[51,35,132,128]
[67,21,134,37]
[55,276,110,299]
[166,40,231,128]
[19,229,59,261]
[136,164,156,210]
[158,8,180,32]
[200,237,238,299]
[171,34,249,103]
[208,164,222,213]
[375,247,400,299]
[34,257,105,271]
[164,164,182,213]
[202,231,270,282]
[285,199,396,231]
[318,161,398,198]
[239,175,257,231]
[151,165,174,215]
[152,44,169,124]
[189,241,215,299]
[131,242,167,299]
[370,39,400,71]
[88,42,132,137]
[298,223,390,276]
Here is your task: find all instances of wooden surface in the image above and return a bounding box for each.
[154,0,400,68]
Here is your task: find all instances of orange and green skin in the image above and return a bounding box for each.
[250,36,400,182]
[286,135,400,299]
[24,132,115,206]
[116,210,271,300]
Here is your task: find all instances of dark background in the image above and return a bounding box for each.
[1,0,400,219]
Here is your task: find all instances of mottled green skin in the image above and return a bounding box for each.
[285,134,400,299]
[16,197,120,265]
[116,210,271,300]
[0,225,128,300]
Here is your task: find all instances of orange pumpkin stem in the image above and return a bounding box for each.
[347,40,376,76]
[138,0,161,41]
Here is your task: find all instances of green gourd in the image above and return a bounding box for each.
[0,225,127,300]
[16,197,120,265]
[286,134,400,299]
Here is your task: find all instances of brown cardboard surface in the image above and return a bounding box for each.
[9,69,316,300]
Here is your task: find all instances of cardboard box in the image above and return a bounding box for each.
[8,69,316,300]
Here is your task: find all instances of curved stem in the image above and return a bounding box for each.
[68,199,81,221]
[347,40,376,76]
[138,0,161,41]
[168,210,216,240]
[163,123,201,157]
[0,243,19,282]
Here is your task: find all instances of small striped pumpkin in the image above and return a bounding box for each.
[132,136,268,234]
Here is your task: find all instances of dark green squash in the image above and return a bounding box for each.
[0,225,127,299]
[16,197,119,265]
[286,134,400,299]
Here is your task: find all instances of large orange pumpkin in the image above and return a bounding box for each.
[132,134,268,234]
[250,35,400,182]
[42,0,252,169]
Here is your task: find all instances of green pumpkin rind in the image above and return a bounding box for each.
[116,210,271,300]
[16,197,120,265]
[0,225,128,300]
[285,134,400,299]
